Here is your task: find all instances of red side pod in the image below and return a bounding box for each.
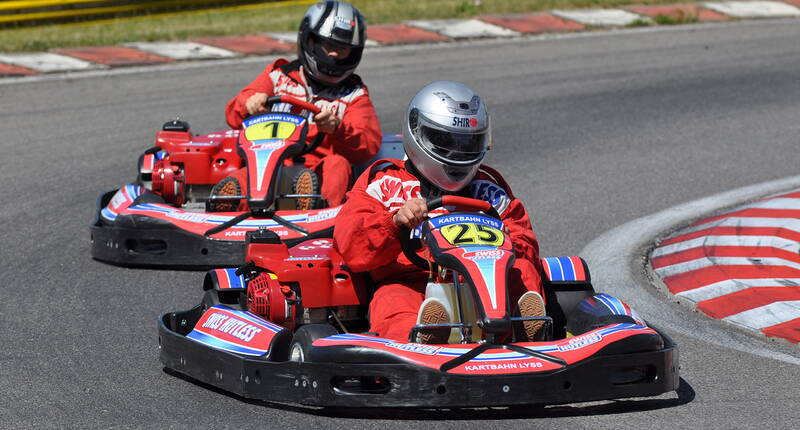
[156,130,242,185]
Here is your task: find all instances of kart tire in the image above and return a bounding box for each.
[288,324,338,363]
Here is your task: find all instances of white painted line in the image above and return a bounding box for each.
[677,278,800,303]
[0,53,103,72]
[703,1,800,18]
[654,256,800,278]
[551,9,648,27]
[653,235,800,258]
[724,300,800,329]
[672,215,800,238]
[406,19,519,39]
[124,42,240,60]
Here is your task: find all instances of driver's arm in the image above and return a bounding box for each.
[224,65,278,129]
[501,197,540,264]
[333,170,405,272]
[321,89,382,164]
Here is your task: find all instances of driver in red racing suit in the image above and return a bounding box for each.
[216,1,381,209]
[333,81,546,344]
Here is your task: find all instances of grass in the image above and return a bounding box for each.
[0,0,688,53]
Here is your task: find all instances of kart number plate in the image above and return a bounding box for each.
[440,223,504,246]
[245,120,297,141]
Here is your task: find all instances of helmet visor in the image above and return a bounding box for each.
[419,125,487,163]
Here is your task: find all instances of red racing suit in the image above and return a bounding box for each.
[333,160,545,341]
[224,58,381,205]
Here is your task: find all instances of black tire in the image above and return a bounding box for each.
[288,324,338,363]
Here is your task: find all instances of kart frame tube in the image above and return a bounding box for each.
[158,311,679,408]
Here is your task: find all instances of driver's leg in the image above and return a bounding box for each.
[316,154,352,206]
[369,279,426,342]
[509,258,546,341]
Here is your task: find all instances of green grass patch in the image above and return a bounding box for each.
[0,0,692,52]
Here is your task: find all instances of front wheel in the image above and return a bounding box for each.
[288,324,338,363]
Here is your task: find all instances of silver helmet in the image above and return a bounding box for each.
[297,1,366,86]
[403,81,491,192]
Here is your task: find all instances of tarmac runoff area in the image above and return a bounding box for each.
[2,1,800,76]
[582,175,800,365]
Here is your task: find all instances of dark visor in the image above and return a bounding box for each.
[421,126,486,162]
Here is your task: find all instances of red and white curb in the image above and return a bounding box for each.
[652,190,800,343]
[2,1,800,77]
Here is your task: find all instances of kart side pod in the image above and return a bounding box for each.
[244,230,368,308]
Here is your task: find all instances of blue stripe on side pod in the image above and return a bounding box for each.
[558,256,576,280]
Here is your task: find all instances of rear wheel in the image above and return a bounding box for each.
[289,324,338,363]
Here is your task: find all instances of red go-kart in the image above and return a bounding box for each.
[91,96,403,268]
[158,196,678,408]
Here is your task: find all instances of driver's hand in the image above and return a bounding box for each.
[393,198,428,229]
[245,93,268,116]
[314,107,340,134]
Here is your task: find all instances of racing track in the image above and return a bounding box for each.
[1,18,799,428]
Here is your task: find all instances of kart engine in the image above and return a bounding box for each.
[247,272,297,330]
[151,158,185,206]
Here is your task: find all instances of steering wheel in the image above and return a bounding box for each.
[265,95,326,155]
[399,195,502,270]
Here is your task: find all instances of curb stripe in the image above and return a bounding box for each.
[724,300,800,329]
[678,216,800,237]
[762,318,800,343]
[624,4,730,21]
[653,235,800,258]
[191,36,295,55]
[655,255,800,278]
[653,245,800,270]
[677,278,800,303]
[478,13,585,33]
[698,287,800,318]
[660,226,800,247]
[367,24,449,44]
[52,46,172,66]
[663,265,800,294]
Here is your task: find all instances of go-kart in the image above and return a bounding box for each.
[158,196,679,408]
[90,96,403,268]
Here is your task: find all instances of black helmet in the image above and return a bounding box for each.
[297,1,366,86]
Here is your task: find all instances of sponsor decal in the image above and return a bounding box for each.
[463,249,505,260]
[167,212,211,223]
[467,180,510,215]
[223,230,248,237]
[201,312,263,343]
[558,333,602,352]
[252,140,283,150]
[464,361,543,372]
[109,189,131,210]
[452,116,478,128]
[366,176,421,207]
[307,207,340,223]
[334,16,354,30]
[387,342,441,355]
[430,214,502,230]
[243,113,303,127]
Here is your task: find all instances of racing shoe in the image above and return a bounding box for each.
[292,168,319,210]
[517,291,546,342]
[415,297,451,344]
[207,176,241,212]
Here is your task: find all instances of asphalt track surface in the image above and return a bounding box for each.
[1,18,799,428]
